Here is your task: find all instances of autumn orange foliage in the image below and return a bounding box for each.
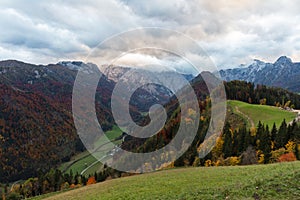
[86,176,97,185]
[278,152,297,162]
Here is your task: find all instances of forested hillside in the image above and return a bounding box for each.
[0,61,116,182]
[1,64,300,199]
[115,77,300,169]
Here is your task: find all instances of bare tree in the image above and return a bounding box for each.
[241,146,257,165]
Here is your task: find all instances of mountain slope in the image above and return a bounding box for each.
[0,60,116,182]
[0,60,195,182]
[219,56,300,92]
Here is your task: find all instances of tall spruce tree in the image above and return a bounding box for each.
[233,130,239,156]
[260,125,272,163]
[243,130,251,151]
[286,121,295,143]
[256,121,264,149]
[295,144,300,160]
[238,125,247,154]
[223,122,233,158]
[275,119,288,148]
[271,123,277,142]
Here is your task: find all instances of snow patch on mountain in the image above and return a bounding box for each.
[219,56,300,92]
[100,65,194,93]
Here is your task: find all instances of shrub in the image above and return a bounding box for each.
[6,192,23,200]
[278,152,297,162]
[270,148,286,163]
[86,176,96,185]
[205,160,212,167]
[223,157,240,166]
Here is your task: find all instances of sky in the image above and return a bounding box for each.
[1,0,300,71]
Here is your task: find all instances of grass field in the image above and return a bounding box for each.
[59,126,123,175]
[31,161,300,200]
[228,100,297,128]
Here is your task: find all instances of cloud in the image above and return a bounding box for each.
[1,0,300,71]
[0,0,140,63]
[110,52,199,75]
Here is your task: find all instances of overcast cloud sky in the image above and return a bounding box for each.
[1,0,300,70]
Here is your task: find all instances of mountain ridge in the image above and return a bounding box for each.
[219,56,300,92]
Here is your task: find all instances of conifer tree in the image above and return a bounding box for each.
[233,129,239,156]
[275,119,287,148]
[295,144,300,160]
[238,125,247,154]
[260,125,272,163]
[271,123,277,142]
[223,122,233,158]
[243,130,251,151]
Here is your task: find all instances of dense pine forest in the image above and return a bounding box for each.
[225,80,300,108]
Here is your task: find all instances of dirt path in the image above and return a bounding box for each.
[288,109,300,125]
[62,138,121,173]
[235,106,255,128]
[80,155,108,175]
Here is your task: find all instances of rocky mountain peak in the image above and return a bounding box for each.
[219,56,300,92]
[274,56,292,65]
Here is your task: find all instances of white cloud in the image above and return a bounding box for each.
[1,0,300,71]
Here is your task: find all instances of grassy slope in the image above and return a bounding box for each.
[32,161,300,200]
[228,100,297,128]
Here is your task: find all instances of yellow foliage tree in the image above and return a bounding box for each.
[211,137,224,161]
[230,157,240,166]
[270,148,286,163]
[258,153,264,164]
[224,156,240,166]
[260,98,267,105]
[213,159,224,166]
[285,141,296,153]
[250,127,256,136]
[205,160,212,167]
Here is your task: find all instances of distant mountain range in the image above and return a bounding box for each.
[219,56,300,92]
[101,64,194,83]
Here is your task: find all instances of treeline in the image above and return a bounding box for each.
[0,165,126,200]
[139,117,300,169]
[202,119,300,167]
[225,80,300,108]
